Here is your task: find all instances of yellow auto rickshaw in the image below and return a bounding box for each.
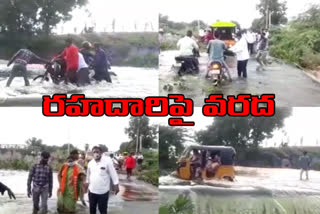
[211,21,237,48]
[176,145,236,181]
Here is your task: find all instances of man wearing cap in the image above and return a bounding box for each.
[86,146,119,214]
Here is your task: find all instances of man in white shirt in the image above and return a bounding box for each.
[77,52,91,86]
[86,146,120,214]
[177,30,199,57]
[245,30,256,55]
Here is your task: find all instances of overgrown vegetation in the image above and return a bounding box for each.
[0,32,159,67]
[159,195,195,214]
[137,150,159,186]
[269,5,320,69]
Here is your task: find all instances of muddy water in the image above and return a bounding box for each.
[159,50,320,107]
[159,167,320,214]
[0,170,158,214]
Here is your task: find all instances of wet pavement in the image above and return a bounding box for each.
[159,166,320,214]
[159,50,320,107]
[0,170,158,214]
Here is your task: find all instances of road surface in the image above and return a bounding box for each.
[159,51,320,107]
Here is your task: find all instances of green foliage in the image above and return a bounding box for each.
[0,0,88,35]
[159,126,188,171]
[137,151,159,186]
[269,5,320,69]
[124,116,158,151]
[0,32,158,67]
[159,14,206,36]
[159,195,195,214]
[256,0,288,26]
[196,108,292,150]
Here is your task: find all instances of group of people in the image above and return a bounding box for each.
[176,27,269,80]
[6,38,112,87]
[190,149,221,180]
[27,146,119,214]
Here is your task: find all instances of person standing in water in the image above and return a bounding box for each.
[86,146,119,214]
[299,151,311,180]
[229,31,250,78]
[93,43,112,83]
[57,150,86,213]
[125,152,136,180]
[6,45,49,87]
[55,38,79,85]
[27,151,53,214]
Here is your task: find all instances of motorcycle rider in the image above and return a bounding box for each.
[207,31,232,81]
[176,30,200,74]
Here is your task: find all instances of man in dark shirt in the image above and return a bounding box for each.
[6,46,49,87]
[27,151,53,214]
[93,43,112,83]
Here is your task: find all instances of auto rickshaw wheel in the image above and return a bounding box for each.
[224,176,234,182]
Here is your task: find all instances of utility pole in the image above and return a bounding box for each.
[136,118,140,153]
[139,135,143,152]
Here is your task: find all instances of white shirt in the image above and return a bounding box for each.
[177,36,199,56]
[229,36,250,61]
[77,53,88,72]
[245,32,255,44]
[86,156,119,194]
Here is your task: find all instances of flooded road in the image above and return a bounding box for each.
[0,62,158,106]
[0,170,158,214]
[159,50,320,107]
[159,167,320,214]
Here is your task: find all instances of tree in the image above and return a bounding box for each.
[125,116,158,151]
[251,18,265,32]
[25,137,44,154]
[196,108,292,150]
[230,20,242,31]
[0,0,88,35]
[255,0,288,29]
[35,0,88,35]
[159,126,187,169]
[0,0,38,35]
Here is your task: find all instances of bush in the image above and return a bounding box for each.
[159,195,195,214]
[269,5,320,69]
[0,32,158,67]
[137,151,159,186]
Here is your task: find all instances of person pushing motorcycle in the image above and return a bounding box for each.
[207,31,232,82]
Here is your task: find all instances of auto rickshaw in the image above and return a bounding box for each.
[176,145,236,181]
[210,21,237,48]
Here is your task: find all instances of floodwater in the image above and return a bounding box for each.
[159,50,320,107]
[0,61,158,106]
[159,166,320,214]
[0,170,158,214]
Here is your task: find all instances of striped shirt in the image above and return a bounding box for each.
[27,163,53,192]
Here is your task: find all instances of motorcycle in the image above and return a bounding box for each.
[206,61,227,86]
[33,58,66,84]
[206,50,235,86]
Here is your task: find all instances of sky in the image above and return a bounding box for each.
[159,0,319,28]
[0,107,319,150]
[56,0,159,34]
[0,108,158,151]
[156,107,320,147]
